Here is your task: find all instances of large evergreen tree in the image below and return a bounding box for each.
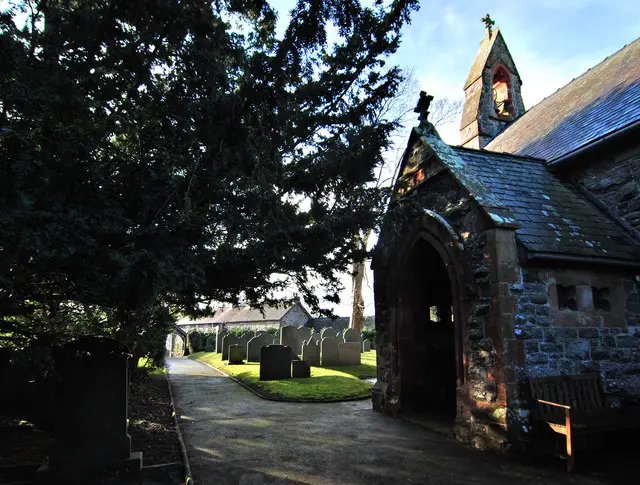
[0,0,418,342]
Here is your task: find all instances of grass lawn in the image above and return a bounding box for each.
[137,356,167,377]
[188,351,375,402]
[323,350,376,379]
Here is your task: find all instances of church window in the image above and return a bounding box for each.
[557,285,578,311]
[492,66,513,118]
[592,287,611,311]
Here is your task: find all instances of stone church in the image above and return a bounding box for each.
[372,23,640,449]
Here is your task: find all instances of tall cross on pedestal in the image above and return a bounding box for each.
[414,91,434,125]
[481,13,495,36]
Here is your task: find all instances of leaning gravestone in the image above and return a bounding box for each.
[228,344,244,364]
[247,334,273,362]
[320,337,340,366]
[260,345,292,381]
[302,340,320,366]
[338,342,361,365]
[292,360,311,378]
[38,337,142,482]
[362,339,371,352]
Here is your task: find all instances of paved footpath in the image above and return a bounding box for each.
[167,358,613,485]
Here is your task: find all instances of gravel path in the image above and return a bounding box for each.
[166,357,613,485]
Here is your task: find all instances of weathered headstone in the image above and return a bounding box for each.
[343,328,361,344]
[320,337,339,366]
[292,360,311,378]
[38,338,142,482]
[362,339,371,352]
[228,344,244,364]
[295,327,312,357]
[280,325,297,357]
[221,334,242,361]
[320,327,335,339]
[259,345,292,381]
[247,334,273,362]
[310,332,321,343]
[216,328,228,354]
[302,340,320,366]
[338,342,361,365]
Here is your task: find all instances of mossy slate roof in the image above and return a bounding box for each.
[485,37,640,161]
[448,146,639,261]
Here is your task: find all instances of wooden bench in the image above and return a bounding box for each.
[528,374,640,472]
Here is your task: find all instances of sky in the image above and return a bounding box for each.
[266,0,640,317]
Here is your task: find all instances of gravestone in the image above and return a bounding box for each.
[228,344,244,364]
[38,337,142,482]
[216,329,228,354]
[260,345,292,381]
[320,337,339,366]
[310,332,321,343]
[362,339,371,352]
[302,340,320,366]
[280,326,298,357]
[338,342,361,365]
[295,327,312,357]
[222,334,242,361]
[247,334,273,362]
[320,327,335,339]
[292,360,311,378]
[343,328,361,344]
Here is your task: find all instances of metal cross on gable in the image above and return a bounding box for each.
[482,13,495,35]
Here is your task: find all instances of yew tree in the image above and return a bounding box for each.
[0,0,418,341]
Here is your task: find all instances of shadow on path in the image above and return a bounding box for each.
[167,358,626,485]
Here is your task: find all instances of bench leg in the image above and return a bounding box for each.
[565,410,574,472]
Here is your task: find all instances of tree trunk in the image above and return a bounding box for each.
[350,232,370,332]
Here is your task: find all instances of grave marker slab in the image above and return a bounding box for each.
[320,337,339,366]
[362,339,371,352]
[302,340,320,366]
[338,342,361,365]
[292,360,311,378]
[260,345,292,381]
[247,334,273,362]
[228,344,245,364]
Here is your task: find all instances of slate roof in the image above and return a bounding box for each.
[485,37,640,161]
[178,302,308,326]
[448,146,640,261]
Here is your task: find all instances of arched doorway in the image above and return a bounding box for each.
[397,237,459,418]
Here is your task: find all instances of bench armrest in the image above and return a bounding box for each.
[537,399,572,409]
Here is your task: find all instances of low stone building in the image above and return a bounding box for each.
[177,300,312,333]
[373,24,640,450]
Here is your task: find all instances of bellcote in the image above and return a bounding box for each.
[460,23,526,149]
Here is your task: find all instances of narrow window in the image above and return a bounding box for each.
[428,306,440,323]
[593,287,611,311]
[557,285,577,311]
[492,66,513,118]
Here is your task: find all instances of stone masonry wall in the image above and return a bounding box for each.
[374,151,520,449]
[511,267,640,400]
[564,136,640,233]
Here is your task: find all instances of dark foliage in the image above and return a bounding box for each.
[0,0,418,348]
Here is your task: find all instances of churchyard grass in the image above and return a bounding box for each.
[188,352,372,401]
[137,357,167,377]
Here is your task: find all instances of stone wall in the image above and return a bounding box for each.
[281,303,311,327]
[510,267,640,401]
[374,154,522,450]
[561,131,640,234]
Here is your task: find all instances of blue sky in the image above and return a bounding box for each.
[266,0,640,316]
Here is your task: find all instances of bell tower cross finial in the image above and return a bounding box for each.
[481,13,495,36]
